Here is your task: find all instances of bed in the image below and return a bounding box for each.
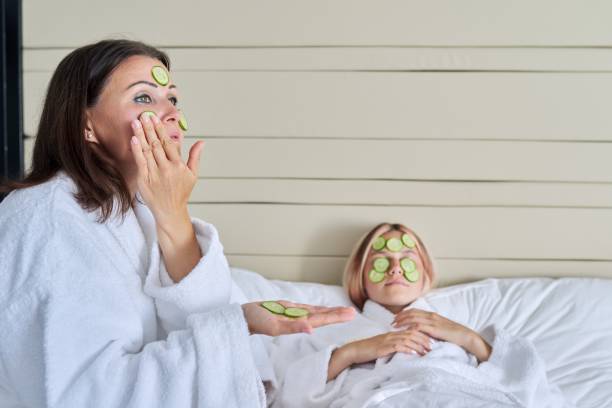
[231,267,612,407]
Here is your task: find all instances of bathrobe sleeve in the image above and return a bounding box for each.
[476,326,573,408]
[143,218,235,333]
[1,215,265,408]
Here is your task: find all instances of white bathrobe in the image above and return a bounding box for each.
[269,298,572,408]
[0,173,269,407]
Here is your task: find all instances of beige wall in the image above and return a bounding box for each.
[23,0,612,285]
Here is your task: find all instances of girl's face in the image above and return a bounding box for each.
[363,230,429,314]
[86,55,183,189]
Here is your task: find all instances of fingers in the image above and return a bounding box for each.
[186,140,204,175]
[141,113,169,169]
[151,114,182,162]
[130,136,148,180]
[131,120,157,178]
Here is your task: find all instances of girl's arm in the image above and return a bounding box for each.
[327,329,432,381]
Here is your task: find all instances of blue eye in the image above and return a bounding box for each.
[134,94,152,104]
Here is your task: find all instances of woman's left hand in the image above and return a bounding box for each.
[392,309,492,362]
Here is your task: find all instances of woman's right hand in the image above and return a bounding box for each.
[241,301,355,336]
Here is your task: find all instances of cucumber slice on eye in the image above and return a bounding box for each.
[373,257,390,273]
[368,269,385,283]
[151,66,169,86]
[372,236,386,251]
[404,270,420,283]
[386,238,403,252]
[140,111,156,118]
[400,258,416,273]
[178,112,188,131]
[402,234,416,249]
[284,307,309,318]
[261,301,286,315]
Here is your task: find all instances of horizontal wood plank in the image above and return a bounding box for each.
[227,255,612,286]
[23,1,612,47]
[25,71,612,141]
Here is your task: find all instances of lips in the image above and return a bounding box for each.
[385,280,409,287]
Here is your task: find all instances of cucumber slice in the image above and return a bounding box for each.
[261,301,285,315]
[140,111,156,118]
[178,112,188,131]
[400,258,416,273]
[373,257,390,273]
[404,270,420,283]
[386,237,403,252]
[151,66,169,86]
[368,269,385,283]
[372,236,386,251]
[402,234,416,249]
[284,307,309,318]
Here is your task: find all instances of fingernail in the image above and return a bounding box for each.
[132,119,142,129]
[141,114,150,122]
[151,114,160,124]
[131,136,139,145]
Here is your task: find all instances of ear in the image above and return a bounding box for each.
[84,112,100,144]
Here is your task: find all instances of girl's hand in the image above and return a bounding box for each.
[392,309,492,362]
[241,301,355,337]
[130,114,204,230]
[327,329,431,381]
[345,329,432,364]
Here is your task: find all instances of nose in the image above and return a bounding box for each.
[387,258,402,276]
[160,101,180,126]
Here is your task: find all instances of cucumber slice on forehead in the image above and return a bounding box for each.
[261,301,285,314]
[368,269,385,283]
[178,111,188,131]
[402,234,416,249]
[151,66,169,86]
[284,307,309,318]
[372,236,386,251]
[373,257,390,273]
[386,237,403,252]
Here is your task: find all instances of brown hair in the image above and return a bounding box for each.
[0,39,170,222]
[343,223,435,310]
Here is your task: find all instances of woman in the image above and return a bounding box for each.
[0,40,354,407]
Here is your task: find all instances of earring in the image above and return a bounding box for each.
[86,131,93,140]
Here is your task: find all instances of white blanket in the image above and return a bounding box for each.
[0,173,266,407]
[267,298,571,408]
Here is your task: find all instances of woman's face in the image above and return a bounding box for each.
[86,55,183,186]
[363,230,429,314]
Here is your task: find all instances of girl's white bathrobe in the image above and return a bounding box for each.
[0,173,271,407]
[269,298,572,408]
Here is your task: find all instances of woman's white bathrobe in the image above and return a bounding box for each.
[0,173,271,407]
[270,299,572,408]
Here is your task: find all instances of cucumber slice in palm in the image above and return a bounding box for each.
[386,238,403,252]
[284,307,309,318]
[372,236,386,251]
[261,301,285,315]
[400,258,416,273]
[404,270,420,283]
[368,269,385,283]
[402,234,416,249]
[151,66,169,86]
[373,257,390,273]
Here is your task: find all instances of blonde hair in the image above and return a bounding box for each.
[343,223,435,310]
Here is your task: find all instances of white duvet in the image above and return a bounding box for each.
[231,269,612,408]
